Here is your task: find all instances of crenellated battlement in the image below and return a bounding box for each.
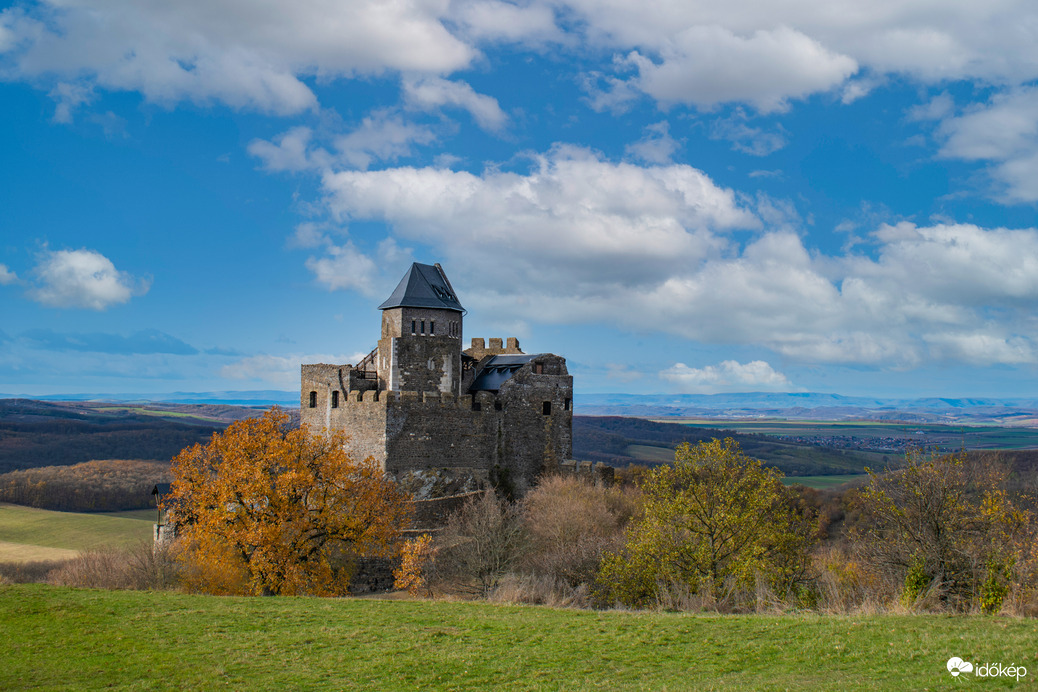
[315,387,528,413]
[464,336,523,360]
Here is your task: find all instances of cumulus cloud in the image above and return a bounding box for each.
[249,113,436,173]
[28,248,148,310]
[1,0,473,115]
[660,360,795,394]
[309,144,1038,369]
[935,87,1038,202]
[402,77,508,132]
[334,111,438,168]
[710,112,787,156]
[0,264,17,285]
[5,0,1038,123]
[625,121,680,164]
[620,26,857,112]
[322,145,758,290]
[451,0,562,44]
[305,241,379,295]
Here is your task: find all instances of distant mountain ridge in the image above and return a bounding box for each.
[575,392,1038,424]
[5,390,1038,423]
[0,390,297,407]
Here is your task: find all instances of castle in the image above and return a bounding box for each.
[300,262,574,497]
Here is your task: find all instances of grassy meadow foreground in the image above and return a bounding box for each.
[2,584,1036,691]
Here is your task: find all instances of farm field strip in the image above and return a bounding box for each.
[0,541,78,563]
[0,504,154,557]
[2,584,1036,691]
[661,418,1038,449]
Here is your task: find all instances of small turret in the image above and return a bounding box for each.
[377,263,464,395]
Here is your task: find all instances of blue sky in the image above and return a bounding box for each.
[2,1,1038,398]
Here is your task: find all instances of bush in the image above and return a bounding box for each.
[47,541,180,590]
[853,449,1034,612]
[521,475,639,587]
[0,560,69,584]
[429,492,527,597]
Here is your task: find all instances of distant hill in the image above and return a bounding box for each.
[0,399,284,474]
[575,392,1038,424]
[573,416,884,476]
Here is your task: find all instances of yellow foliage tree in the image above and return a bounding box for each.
[597,438,814,608]
[854,449,1032,611]
[166,408,411,596]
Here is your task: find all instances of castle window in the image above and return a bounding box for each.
[542,401,552,415]
[565,398,572,411]
[421,320,425,335]
[331,391,339,408]
[411,320,416,335]
[309,391,317,408]
[430,320,435,335]
[494,400,502,411]
[534,362,543,374]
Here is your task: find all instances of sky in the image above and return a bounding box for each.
[2,1,1038,399]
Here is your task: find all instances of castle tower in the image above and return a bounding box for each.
[376,263,464,396]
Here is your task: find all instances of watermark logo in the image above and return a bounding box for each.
[946,656,1027,681]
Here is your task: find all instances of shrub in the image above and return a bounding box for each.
[853,449,1033,612]
[521,475,638,587]
[47,541,180,590]
[430,492,527,597]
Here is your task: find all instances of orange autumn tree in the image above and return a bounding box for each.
[165,408,411,596]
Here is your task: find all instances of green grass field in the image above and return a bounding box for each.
[0,584,1034,690]
[626,446,870,489]
[93,405,224,422]
[0,504,154,562]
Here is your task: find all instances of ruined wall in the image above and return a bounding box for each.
[494,355,573,495]
[301,365,388,467]
[302,338,573,497]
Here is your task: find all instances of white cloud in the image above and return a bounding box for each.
[48,81,93,123]
[2,0,473,115]
[0,264,17,285]
[622,25,857,112]
[403,77,507,132]
[660,360,795,394]
[311,144,1038,368]
[934,87,1038,202]
[249,113,436,173]
[710,112,787,156]
[334,111,438,168]
[305,241,379,295]
[625,121,680,164]
[452,0,562,44]
[248,126,327,172]
[6,0,1038,125]
[28,249,148,310]
[321,145,759,292]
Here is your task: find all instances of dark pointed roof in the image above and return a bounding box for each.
[378,263,464,312]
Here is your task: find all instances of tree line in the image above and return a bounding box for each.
[14,407,1035,616]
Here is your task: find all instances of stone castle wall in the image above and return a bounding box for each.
[301,354,573,496]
